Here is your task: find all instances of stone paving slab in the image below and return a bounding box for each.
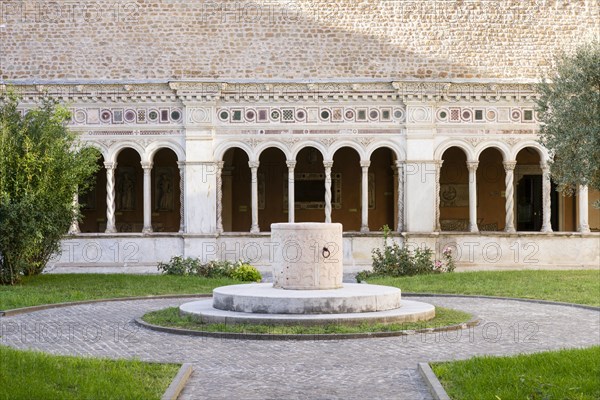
[0,296,598,399]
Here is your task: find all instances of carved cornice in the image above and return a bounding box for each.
[4,80,540,105]
[393,81,538,102]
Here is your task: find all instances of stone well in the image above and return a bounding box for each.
[272,222,343,290]
[179,223,435,326]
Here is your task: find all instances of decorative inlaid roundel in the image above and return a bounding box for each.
[212,106,407,124]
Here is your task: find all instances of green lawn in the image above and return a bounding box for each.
[432,346,600,400]
[367,270,600,306]
[0,345,179,400]
[1,270,598,311]
[0,274,237,310]
[141,306,472,335]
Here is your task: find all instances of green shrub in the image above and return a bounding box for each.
[190,260,236,278]
[156,256,197,276]
[157,257,260,281]
[356,225,455,282]
[0,92,99,285]
[231,263,262,282]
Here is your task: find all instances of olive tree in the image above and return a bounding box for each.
[536,41,600,198]
[0,92,99,285]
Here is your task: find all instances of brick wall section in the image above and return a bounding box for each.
[1,1,598,81]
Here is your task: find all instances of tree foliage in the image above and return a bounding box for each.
[536,41,600,197]
[0,92,99,285]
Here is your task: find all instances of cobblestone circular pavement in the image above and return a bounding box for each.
[1,296,598,399]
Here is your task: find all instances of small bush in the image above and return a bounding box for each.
[157,256,197,276]
[231,264,262,282]
[157,257,261,281]
[356,225,455,282]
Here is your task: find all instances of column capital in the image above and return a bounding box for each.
[502,161,517,171]
[177,160,188,169]
[435,160,444,169]
[141,161,153,170]
[466,161,479,172]
[540,161,550,172]
[104,161,117,170]
[394,160,405,168]
[360,160,371,168]
[286,160,297,169]
[323,160,334,169]
[248,161,260,169]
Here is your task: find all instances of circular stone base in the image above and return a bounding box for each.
[180,299,435,326]
[212,283,401,314]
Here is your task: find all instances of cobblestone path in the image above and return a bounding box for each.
[1,296,598,399]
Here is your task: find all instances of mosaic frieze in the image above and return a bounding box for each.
[69,107,184,125]
[216,106,406,124]
[435,107,537,124]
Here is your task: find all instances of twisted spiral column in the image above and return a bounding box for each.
[540,161,553,232]
[323,160,333,223]
[68,190,80,234]
[104,162,117,233]
[434,160,443,232]
[395,160,405,232]
[503,161,516,233]
[215,161,224,234]
[178,161,186,233]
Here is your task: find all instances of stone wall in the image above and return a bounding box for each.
[1,0,598,81]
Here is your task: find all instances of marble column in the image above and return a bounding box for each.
[540,162,553,232]
[286,160,296,223]
[68,190,80,234]
[503,161,517,233]
[142,162,153,233]
[360,160,370,232]
[323,160,334,223]
[177,161,186,233]
[578,185,591,233]
[249,161,260,233]
[215,161,224,234]
[395,160,405,232]
[467,161,479,233]
[434,160,443,231]
[104,162,117,233]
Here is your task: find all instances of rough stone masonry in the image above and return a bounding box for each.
[0,0,598,81]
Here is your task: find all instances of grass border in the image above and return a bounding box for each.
[133,314,481,341]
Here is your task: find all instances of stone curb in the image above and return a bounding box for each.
[162,363,193,400]
[134,316,481,341]
[403,293,600,312]
[0,294,210,317]
[418,362,451,400]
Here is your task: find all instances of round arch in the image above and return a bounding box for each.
[474,141,512,162]
[145,140,185,163]
[81,140,109,161]
[329,140,367,160]
[255,142,292,161]
[511,141,549,163]
[108,141,145,164]
[435,140,475,161]
[365,141,404,161]
[214,141,254,162]
[290,141,328,160]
